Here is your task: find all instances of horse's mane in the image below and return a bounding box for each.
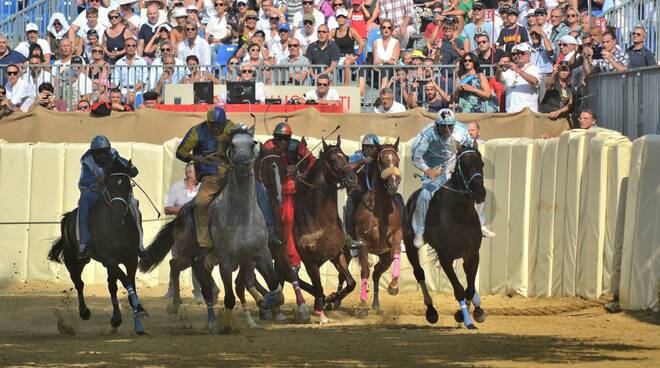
[229,126,254,139]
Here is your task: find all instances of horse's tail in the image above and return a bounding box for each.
[138,216,178,273]
[48,211,76,263]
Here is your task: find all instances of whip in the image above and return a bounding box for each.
[131,178,161,219]
[294,124,341,169]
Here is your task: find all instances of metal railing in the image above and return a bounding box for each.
[584,65,660,139]
[598,0,660,58]
[1,63,494,112]
[0,0,77,46]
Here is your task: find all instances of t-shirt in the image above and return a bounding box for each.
[15,39,53,58]
[476,48,505,74]
[461,22,494,50]
[417,98,448,113]
[502,63,540,112]
[374,100,406,113]
[497,25,529,53]
[165,180,200,207]
[303,88,340,101]
[350,10,368,39]
[138,22,164,58]
[305,41,340,66]
[436,38,463,65]
[6,79,36,112]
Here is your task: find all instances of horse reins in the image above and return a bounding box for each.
[298,146,350,189]
[103,173,131,219]
[440,149,482,196]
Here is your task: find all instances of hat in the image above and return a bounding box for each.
[254,30,265,37]
[173,7,187,17]
[91,135,111,150]
[207,106,227,125]
[158,23,172,32]
[506,7,519,16]
[435,109,456,125]
[185,4,198,11]
[558,35,578,45]
[352,0,363,4]
[117,0,139,5]
[303,13,315,23]
[524,9,535,17]
[71,55,85,64]
[361,133,380,145]
[26,23,39,32]
[444,15,457,25]
[335,8,348,17]
[511,42,532,53]
[277,23,290,32]
[534,7,547,16]
[474,28,489,39]
[245,9,258,17]
[237,0,248,4]
[411,50,425,59]
[472,1,484,10]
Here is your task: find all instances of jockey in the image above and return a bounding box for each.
[78,135,141,259]
[410,109,496,248]
[344,133,404,255]
[261,122,316,272]
[176,106,280,256]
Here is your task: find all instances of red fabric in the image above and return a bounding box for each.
[350,10,368,39]
[489,77,506,112]
[424,23,444,41]
[91,100,134,116]
[280,178,300,268]
[155,104,344,113]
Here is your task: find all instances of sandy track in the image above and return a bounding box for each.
[0,282,658,367]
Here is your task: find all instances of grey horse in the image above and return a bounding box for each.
[206,126,284,333]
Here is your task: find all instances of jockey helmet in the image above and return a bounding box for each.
[361,133,380,146]
[90,135,111,150]
[207,106,227,125]
[273,122,293,136]
[435,108,456,126]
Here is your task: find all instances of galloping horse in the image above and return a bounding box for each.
[48,159,149,335]
[403,143,487,329]
[353,140,404,317]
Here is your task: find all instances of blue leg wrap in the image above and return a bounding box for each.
[460,299,474,327]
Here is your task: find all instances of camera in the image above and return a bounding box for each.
[591,45,603,60]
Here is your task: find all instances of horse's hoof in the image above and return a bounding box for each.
[110,316,122,329]
[425,306,439,324]
[209,323,221,335]
[387,286,399,296]
[259,308,271,321]
[357,308,368,319]
[372,302,381,312]
[79,308,91,321]
[295,305,311,324]
[135,329,147,336]
[274,312,288,323]
[166,303,179,315]
[454,309,464,323]
[246,319,258,329]
[466,324,478,330]
[473,307,486,323]
[318,313,330,325]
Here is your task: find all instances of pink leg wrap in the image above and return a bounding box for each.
[292,281,305,305]
[392,253,401,279]
[360,278,369,302]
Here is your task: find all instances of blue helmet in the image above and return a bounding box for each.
[90,135,111,150]
[207,106,227,125]
[361,133,380,145]
[435,108,456,126]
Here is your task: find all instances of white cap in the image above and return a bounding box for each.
[173,7,187,17]
[511,42,532,53]
[237,0,248,4]
[558,35,578,45]
[185,4,198,11]
[117,0,139,5]
[335,8,349,17]
[26,23,39,32]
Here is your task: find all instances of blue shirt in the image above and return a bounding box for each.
[410,122,471,174]
[461,22,495,50]
[0,50,28,84]
[531,44,554,74]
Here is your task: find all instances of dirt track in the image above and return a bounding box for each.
[0,282,658,367]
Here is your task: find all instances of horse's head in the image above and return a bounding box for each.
[257,147,286,207]
[320,135,358,191]
[376,138,401,196]
[104,158,133,222]
[228,126,258,178]
[453,142,486,203]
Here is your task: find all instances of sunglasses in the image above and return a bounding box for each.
[317,30,328,33]
[238,2,247,6]
[214,3,225,6]
[381,26,392,30]
[228,61,237,65]
[246,16,259,20]
[633,32,643,36]
[337,15,346,19]
[88,0,100,2]
[433,11,443,15]
[250,48,260,52]
[477,40,489,45]
[463,58,473,62]
[270,16,279,20]
[288,44,300,47]
[185,27,196,31]
[275,135,291,141]
[161,47,171,51]
[241,70,254,74]
[303,20,314,25]
[303,1,313,4]
[558,43,568,47]
[109,15,120,20]
[317,82,328,86]
[334,2,344,6]
[78,104,89,109]
[187,9,197,13]
[567,14,578,17]
[92,49,103,53]
[7,71,19,76]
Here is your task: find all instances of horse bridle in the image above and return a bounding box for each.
[299,146,351,189]
[103,173,131,219]
[377,147,401,192]
[444,149,482,196]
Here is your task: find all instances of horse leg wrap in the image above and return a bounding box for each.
[472,291,481,307]
[206,302,216,321]
[292,281,305,305]
[460,299,474,327]
[127,286,140,310]
[392,253,401,279]
[360,278,369,302]
[248,287,264,306]
[263,291,277,310]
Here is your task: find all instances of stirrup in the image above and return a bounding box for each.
[269,232,283,247]
[78,245,92,260]
[481,226,496,238]
[348,239,364,258]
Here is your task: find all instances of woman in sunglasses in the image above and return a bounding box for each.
[454,53,499,113]
[88,45,110,90]
[373,19,400,89]
[565,8,581,33]
[103,9,131,64]
[329,7,364,87]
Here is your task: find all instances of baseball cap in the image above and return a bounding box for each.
[435,109,456,125]
[245,9,258,17]
[534,7,548,16]
[303,13,315,22]
[173,7,187,17]
[335,8,348,17]
[507,7,519,16]
[511,43,532,53]
[26,23,39,32]
[278,22,290,32]
[352,0,363,4]
[472,1,484,10]
[558,35,578,45]
[185,4,198,11]
[237,0,248,4]
[411,50,425,59]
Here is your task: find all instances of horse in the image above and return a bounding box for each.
[402,143,487,329]
[352,139,404,317]
[48,158,149,335]
[207,126,284,333]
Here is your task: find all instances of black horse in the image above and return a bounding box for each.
[403,143,487,329]
[48,159,149,334]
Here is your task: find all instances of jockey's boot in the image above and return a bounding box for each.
[138,248,148,259]
[481,226,496,238]
[268,231,283,247]
[344,234,364,258]
[413,234,425,249]
[78,242,92,260]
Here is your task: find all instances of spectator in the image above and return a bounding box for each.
[540,62,573,121]
[15,23,53,64]
[119,0,140,35]
[577,108,597,129]
[244,31,272,64]
[270,22,292,63]
[388,68,411,107]
[455,53,499,112]
[326,0,345,31]
[75,99,91,112]
[555,34,578,64]
[497,43,540,112]
[31,82,66,111]
[264,9,284,48]
[171,7,189,44]
[206,0,233,48]
[461,2,495,50]
[64,55,95,103]
[429,18,466,65]
[177,21,212,66]
[497,7,529,53]
[626,27,656,69]
[305,24,341,77]
[292,14,317,52]
[0,85,13,118]
[303,74,341,103]
[0,33,28,83]
[474,31,505,71]
[145,23,176,61]
[349,0,370,40]
[69,0,111,45]
[180,55,219,84]
[224,56,240,82]
[374,87,406,113]
[589,26,603,47]
[256,0,278,32]
[53,38,74,79]
[185,5,203,29]
[583,31,628,75]
[548,8,570,54]
[75,7,108,56]
[91,87,134,116]
[467,121,483,145]
[277,38,310,85]
[234,0,250,26]
[578,11,591,35]
[88,44,110,88]
[46,13,70,61]
[373,19,401,88]
[113,38,148,106]
[524,9,538,30]
[330,8,364,86]
[409,79,450,112]
[5,64,36,112]
[292,0,325,34]
[22,55,54,92]
[81,29,103,62]
[241,10,260,41]
[103,8,132,64]
[234,64,266,103]
[529,27,555,98]
[378,0,415,49]
[141,90,160,107]
[565,7,581,33]
[534,8,552,38]
[138,2,166,62]
[155,53,184,96]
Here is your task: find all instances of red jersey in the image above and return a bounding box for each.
[350,10,368,39]
[262,137,317,175]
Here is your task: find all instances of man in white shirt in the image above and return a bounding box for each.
[293,13,318,53]
[52,38,74,79]
[303,74,340,103]
[256,0,277,32]
[69,0,112,43]
[177,20,211,66]
[374,87,406,113]
[497,43,540,113]
[112,38,148,105]
[5,64,36,112]
[76,8,107,50]
[292,0,325,34]
[15,23,53,63]
[149,42,186,89]
[22,54,54,91]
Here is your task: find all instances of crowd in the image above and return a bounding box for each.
[0,0,656,125]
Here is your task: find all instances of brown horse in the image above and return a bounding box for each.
[353,140,404,317]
